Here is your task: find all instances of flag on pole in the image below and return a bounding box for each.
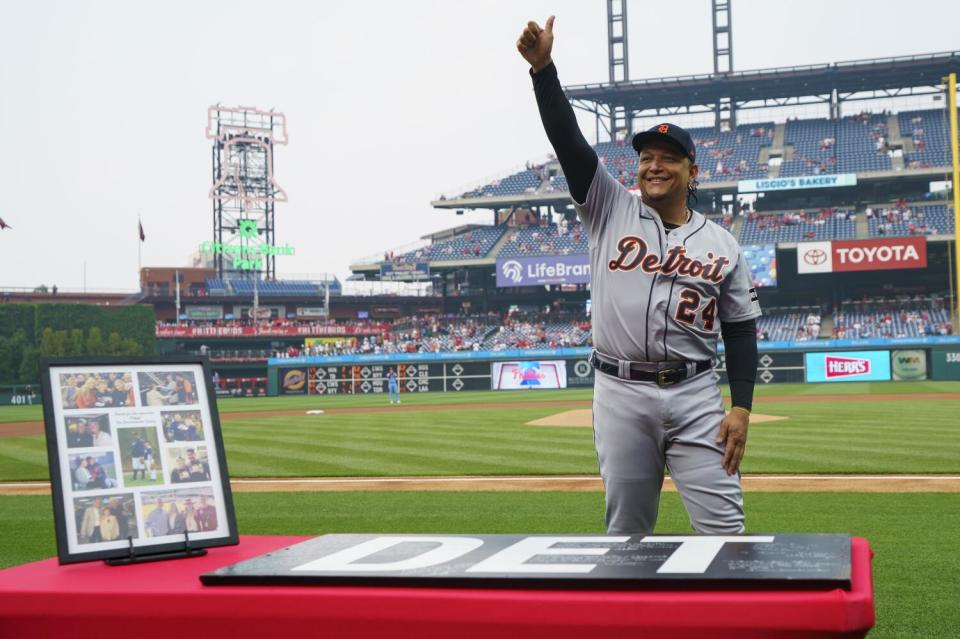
[139,220,145,241]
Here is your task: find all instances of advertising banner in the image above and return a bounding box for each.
[797,237,926,274]
[296,307,328,318]
[796,242,833,274]
[380,263,430,281]
[157,325,384,338]
[737,173,857,193]
[496,255,590,287]
[185,305,224,321]
[831,237,926,272]
[931,347,960,380]
[804,351,891,383]
[891,350,927,381]
[491,361,567,390]
[280,368,308,395]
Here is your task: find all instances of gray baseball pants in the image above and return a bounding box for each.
[592,367,745,535]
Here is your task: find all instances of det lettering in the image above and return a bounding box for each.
[608,236,730,283]
[835,244,919,264]
[825,356,871,378]
[291,535,774,575]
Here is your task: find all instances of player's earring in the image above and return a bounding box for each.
[686,178,700,207]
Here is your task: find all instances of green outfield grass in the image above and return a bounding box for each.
[3,380,959,424]
[0,491,955,639]
[1,384,958,480]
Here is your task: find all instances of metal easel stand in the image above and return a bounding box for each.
[104,530,208,566]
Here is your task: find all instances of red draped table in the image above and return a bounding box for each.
[0,535,874,639]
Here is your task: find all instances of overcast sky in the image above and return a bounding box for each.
[1,0,958,292]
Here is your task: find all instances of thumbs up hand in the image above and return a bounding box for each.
[516,16,555,72]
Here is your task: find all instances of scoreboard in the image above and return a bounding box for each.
[277,359,596,395]
[280,361,497,395]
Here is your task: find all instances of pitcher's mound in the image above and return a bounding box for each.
[527,410,788,427]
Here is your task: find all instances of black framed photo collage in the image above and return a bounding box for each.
[40,357,238,564]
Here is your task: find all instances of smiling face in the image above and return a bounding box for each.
[636,139,698,209]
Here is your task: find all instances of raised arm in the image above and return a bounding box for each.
[517,17,598,204]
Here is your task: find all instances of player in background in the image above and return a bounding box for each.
[387,368,400,405]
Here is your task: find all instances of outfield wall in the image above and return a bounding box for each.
[267,336,960,396]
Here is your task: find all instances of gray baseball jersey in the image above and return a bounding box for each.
[576,164,761,535]
[576,165,762,363]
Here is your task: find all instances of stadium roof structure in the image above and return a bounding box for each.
[432,50,959,211]
[563,50,960,119]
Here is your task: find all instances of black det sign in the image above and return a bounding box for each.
[203,534,851,590]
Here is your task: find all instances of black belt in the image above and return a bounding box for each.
[590,351,712,386]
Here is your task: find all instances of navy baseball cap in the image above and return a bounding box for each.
[631,123,697,163]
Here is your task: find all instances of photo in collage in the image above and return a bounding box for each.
[140,487,218,538]
[59,372,136,410]
[68,451,119,491]
[64,413,112,448]
[73,494,138,544]
[166,445,212,484]
[138,371,199,407]
[160,410,205,442]
[55,367,217,548]
[116,425,163,488]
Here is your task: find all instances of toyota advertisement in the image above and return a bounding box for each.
[797,237,927,274]
[804,351,892,383]
[496,255,590,287]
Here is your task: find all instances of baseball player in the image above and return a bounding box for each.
[387,369,401,405]
[517,17,760,535]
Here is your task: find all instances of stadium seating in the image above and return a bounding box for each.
[833,298,953,338]
[547,174,569,192]
[482,318,591,350]
[497,222,589,258]
[692,122,774,182]
[588,123,775,186]
[229,280,321,296]
[755,310,822,342]
[739,209,856,243]
[867,203,954,237]
[205,278,228,295]
[836,113,893,173]
[454,108,953,203]
[393,227,508,263]
[460,168,544,198]
[780,114,892,177]
[899,109,956,168]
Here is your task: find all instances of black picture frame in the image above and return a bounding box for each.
[40,356,239,564]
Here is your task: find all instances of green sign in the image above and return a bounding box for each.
[199,241,295,270]
[199,219,296,270]
[185,305,223,320]
[0,385,40,406]
[931,347,960,380]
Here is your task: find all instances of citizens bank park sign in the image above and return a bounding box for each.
[496,255,590,287]
[796,237,926,274]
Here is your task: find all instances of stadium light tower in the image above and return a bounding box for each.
[606,0,630,136]
[207,105,288,281]
[712,0,735,128]
[605,1,737,135]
